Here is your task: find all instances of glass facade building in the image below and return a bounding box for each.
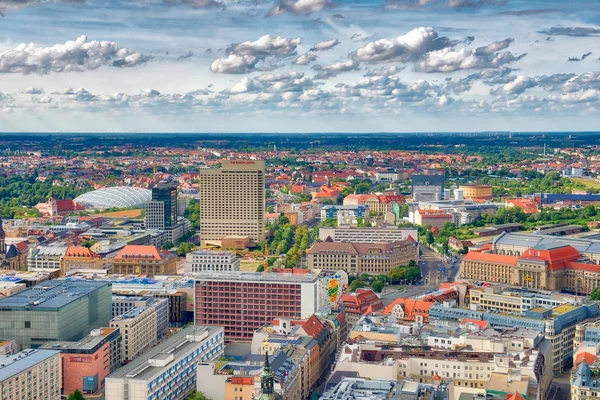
[0,281,112,350]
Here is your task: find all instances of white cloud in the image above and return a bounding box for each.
[294,53,318,65]
[385,0,506,9]
[21,87,45,94]
[416,39,526,73]
[163,0,223,8]
[268,0,332,16]
[0,36,148,75]
[210,54,259,74]
[313,59,359,79]
[310,39,340,52]
[353,27,453,64]
[212,35,302,74]
[364,65,405,77]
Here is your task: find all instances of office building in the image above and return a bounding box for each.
[307,239,418,275]
[184,250,240,274]
[0,349,61,400]
[111,245,177,276]
[112,296,168,340]
[318,226,418,244]
[27,245,67,273]
[41,327,122,395]
[66,274,195,326]
[411,174,445,202]
[110,297,168,362]
[193,269,347,340]
[199,160,265,244]
[105,325,224,400]
[146,181,178,229]
[0,281,112,350]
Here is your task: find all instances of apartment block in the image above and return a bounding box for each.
[199,160,265,244]
[0,281,112,350]
[41,327,122,395]
[0,349,62,400]
[184,250,240,274]
[105,325,224,400]
[307,239,418,275]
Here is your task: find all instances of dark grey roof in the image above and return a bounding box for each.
[0,281,110,310]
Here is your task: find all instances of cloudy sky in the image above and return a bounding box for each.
[0,0,599,133]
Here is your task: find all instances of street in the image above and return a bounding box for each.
[380,245,458,305]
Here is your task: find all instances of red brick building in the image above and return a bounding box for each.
[41,327,122,395]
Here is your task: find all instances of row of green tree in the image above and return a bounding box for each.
[348,260,421,293]
[0,174,91,218]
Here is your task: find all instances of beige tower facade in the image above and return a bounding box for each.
[199,160,265,244]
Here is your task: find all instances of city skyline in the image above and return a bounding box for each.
[0,0,599,132]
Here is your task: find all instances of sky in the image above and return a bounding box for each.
[0,0,600,133]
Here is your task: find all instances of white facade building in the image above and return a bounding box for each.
[105,326,224,400]
[184,250,240,274]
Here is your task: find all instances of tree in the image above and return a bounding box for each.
[405,266,422,281]
[425,231,435,246]
[68,389,86,400]
[187,391,210,400]
[591,288,600,301]
[371,280,385,293]
[349,279,366,292]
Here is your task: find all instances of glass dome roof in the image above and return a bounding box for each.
[74,186,152,209]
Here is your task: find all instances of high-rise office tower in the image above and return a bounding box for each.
[145,181,177,230]
[199,160,265,243]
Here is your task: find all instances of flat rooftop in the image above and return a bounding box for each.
[0,281,110,310]
[40,328,119,352]
[190,270,319,283]
[107,325,222,382]
[0,349,60,382]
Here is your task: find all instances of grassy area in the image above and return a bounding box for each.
[95,209,143,218]
[569,178,600,189]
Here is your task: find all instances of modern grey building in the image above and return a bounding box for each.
[411,174,445,202]
[105,325,224,400]
[318,227,418,243]
[320,377,433,400]
[0,281,112,350]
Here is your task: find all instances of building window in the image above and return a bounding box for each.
[24,321,31,329]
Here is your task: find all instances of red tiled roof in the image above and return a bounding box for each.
[575,352,597,367]
[301,315,326,339]
[461,318,489,329]
[383,298,432,322]
[65,247,99,258]
[462,252,518,265]
[114,245,167,260]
